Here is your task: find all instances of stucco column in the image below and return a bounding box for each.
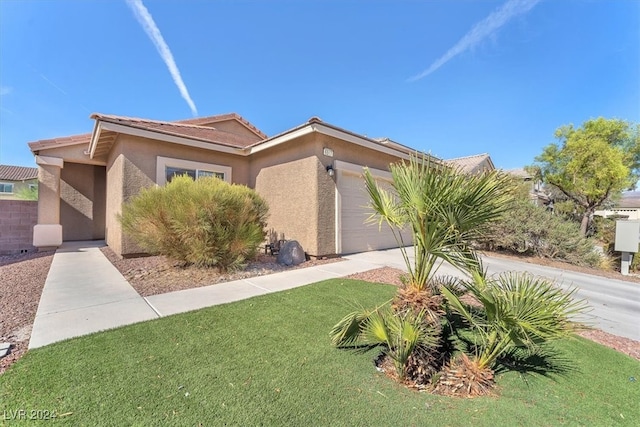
[33,156,64,249]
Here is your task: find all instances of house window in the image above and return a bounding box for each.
[0,182,14,193]
[156,156,231,186]
[165,166,225,183]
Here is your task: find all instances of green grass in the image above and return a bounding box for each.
[1,279,639,426]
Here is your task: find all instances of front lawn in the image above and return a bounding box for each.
[1,279,638,425]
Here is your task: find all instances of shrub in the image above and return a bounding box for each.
[120,175,269,271]
[479,198,602,267]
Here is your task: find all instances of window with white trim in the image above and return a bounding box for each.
[156,156,231,186]
[0,182,14,193]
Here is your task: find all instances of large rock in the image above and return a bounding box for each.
[276,240,306,266]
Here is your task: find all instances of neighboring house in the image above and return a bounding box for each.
[446,153,495,174]
[595,192,640,220]
[505,168,551,208]
[29,113,439,257]
[0,164,38,200]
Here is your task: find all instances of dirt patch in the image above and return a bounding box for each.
[0,251,54,374]
[101,247,342,297]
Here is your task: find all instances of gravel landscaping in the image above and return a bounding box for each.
[1,248,638,375]
[0,251,54,374]
[100,247,342,297]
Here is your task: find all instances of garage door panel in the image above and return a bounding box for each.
[338,170,409,254]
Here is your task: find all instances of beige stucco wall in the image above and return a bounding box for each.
[37,163,61,225]
[253,156,327,256]
[60,162,106,241]
[249,132,407,257]
[315,134,405,172]
[208,119,262,140]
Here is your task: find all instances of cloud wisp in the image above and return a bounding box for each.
[0,86,12,96]
[126,0,198,116]
[409,0,541,82]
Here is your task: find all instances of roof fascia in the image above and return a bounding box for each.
[88,121,102,159]
[313,123,413,160]
[97,121,247,156]
[247,125,314,154]
[29,137,90,152]
[248,122,418,160]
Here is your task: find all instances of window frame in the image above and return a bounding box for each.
[156,156,232,186]
[0,182,14,194]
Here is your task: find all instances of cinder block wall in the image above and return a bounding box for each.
[0,200,38,255]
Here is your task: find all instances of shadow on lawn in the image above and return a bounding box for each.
[494,344,579,379]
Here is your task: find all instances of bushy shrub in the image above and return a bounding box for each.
[479,198,602,267]
[120,175,269,271]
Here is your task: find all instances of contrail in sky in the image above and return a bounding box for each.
[126,0,198,116]
[409,0,542,81]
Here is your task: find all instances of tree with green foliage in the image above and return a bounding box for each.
[532,117,639,236]
[479,181,602,268]
[15,184,38,201]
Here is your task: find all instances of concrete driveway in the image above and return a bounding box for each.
[346,248,640,342]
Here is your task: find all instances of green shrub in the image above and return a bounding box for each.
[479,198,601,267]
[120,175,269,271]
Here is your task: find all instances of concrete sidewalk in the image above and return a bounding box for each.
[29,241,399,349]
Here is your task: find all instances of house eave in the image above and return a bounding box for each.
[96,121,248,156]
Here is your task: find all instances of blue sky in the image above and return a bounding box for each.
[0,0,638,170]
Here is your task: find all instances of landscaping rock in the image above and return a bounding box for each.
[276,240,306,266]
[0,342,10,358]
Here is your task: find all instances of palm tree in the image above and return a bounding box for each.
[437,271,589,396]
[363,155,514,295]
[330,304,438,380]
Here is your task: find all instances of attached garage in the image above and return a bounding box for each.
[335,160,410,254]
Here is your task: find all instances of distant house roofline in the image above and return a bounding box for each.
[0,164,38,181]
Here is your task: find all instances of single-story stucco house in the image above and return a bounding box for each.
[595,191,640,220]
[0,165,38,200]
[29,113,439,258]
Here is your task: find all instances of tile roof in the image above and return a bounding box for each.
[175,113,267,139]
[29,113,267,152]
[92,114,261,149]
[446,153,493,173]
[505,168,533,179]
[0,164,38,181]
[28,133,92,151]
[619,191,640,208]
[248,116,439,163]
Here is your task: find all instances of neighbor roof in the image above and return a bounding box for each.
[619,191,640,208]
[505,168,533,179]
[446,153,494,173]
[0,164,38,181]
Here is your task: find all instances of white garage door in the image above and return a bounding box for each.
[336,164,409,254]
